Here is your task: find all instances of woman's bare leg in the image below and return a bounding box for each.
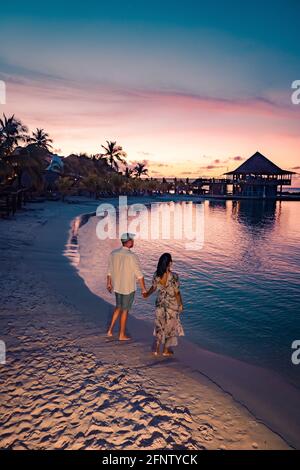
[153,340,161,355]
[163,342,174,356]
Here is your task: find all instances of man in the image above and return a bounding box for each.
[106,233,146,340]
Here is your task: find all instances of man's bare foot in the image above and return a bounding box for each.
[119,335,131,341]
[107,330,113,337]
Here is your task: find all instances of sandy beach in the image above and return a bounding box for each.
[0,199,293,450]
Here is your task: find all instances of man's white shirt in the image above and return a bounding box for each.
[107,246,143,295]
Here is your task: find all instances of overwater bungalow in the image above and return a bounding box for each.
[193,152,295,199]
[224,151,295,198]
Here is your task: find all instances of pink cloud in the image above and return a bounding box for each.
[1,72,300,183]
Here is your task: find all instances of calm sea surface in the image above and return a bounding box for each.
[76,199,300,388]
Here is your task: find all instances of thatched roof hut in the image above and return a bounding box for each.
[224,151,295,176]
[224,151,295,198]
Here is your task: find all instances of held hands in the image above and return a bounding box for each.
[106,275,113,293]
[142,290,148,299]
[142,285,156,299]
[107,282,113,293]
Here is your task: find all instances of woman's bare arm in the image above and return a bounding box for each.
[175,290,183,311]
[143,285,157,298]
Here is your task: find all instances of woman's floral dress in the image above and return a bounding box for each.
[152,271,184,347]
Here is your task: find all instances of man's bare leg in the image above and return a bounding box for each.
[107,307,121,337]
[119,309,131,340]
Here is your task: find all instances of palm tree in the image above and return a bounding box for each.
[0,115,44,188]
[27,128,53,150]
[0,114,28,157]
[100,140,127,171]
[133,162,148,178]
[108,173,125,194]
[124,166,133,178]
[57,177,74,201]
[128,176,142,193]
[0,146,44,189]
[80,175,107,199]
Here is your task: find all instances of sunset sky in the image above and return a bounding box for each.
[0,0,299,182]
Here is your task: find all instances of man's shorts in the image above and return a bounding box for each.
[115,291,135,310]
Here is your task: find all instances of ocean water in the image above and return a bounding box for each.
[75,199,300,388]
[283,187,300,193]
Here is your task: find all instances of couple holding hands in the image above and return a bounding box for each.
[106,233,184,356]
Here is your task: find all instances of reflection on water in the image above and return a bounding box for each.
[74,200,300,387]
[64,211,96,267]
[63,216,81,267]
[233,199,277,230]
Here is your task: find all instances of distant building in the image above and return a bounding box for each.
[44,154,64,190]
[192,152,295,198]
[46,154,64,173]
[224,151,295,198]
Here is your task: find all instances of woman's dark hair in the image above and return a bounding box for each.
[156,253,172,278]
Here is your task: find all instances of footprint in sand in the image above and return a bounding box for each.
[198,423,215,441]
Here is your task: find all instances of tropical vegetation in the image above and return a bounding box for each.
[0,113,193,203]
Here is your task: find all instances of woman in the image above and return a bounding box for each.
[144,253,184,356]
